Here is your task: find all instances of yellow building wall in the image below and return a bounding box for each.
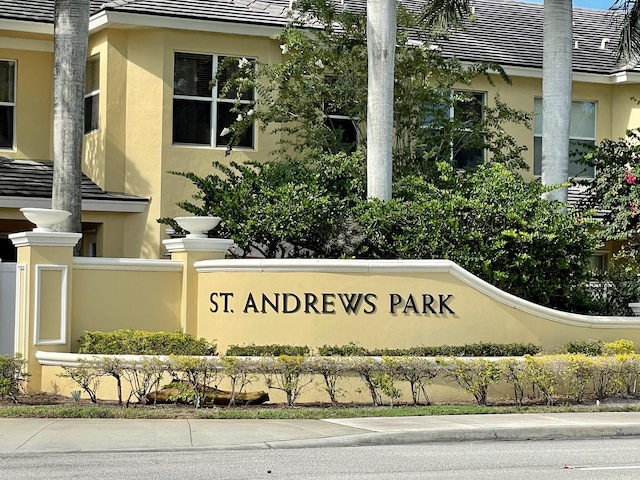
[472,74,625,182]
[70,264,182,349]
[87,28,282,259]
[156,30,282,257]
[0,39,53,159]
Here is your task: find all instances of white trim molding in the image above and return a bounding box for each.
[33,264,68,346]
[89,11,284,38]
[9,231,82,248]
[194,258,640,329]
[163,238,234,254]
[73,257,182,272]
[0,196,148,212]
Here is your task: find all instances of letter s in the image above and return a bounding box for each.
[210,292,219,313]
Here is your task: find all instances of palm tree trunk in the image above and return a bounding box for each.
[52,0,90,244]
[541,0,572,204]
[367,0,396,201]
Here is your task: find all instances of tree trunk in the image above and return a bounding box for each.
[541,0,572,204]
[52,0,89,246]
[366,0,396,201]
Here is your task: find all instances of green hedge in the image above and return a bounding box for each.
[77,330,217,356]
[317,342,541,357]
[225,344,311,356]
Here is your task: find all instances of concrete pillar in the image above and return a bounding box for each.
[9,231,82,392]
[163,237,232,336]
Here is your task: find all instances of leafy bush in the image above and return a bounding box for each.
[0,354,28,400]
[225,344,310,357]
[77,329,217,356]
[317,343,369,356]
[258,355,313,406]
[440,357,503,405]
[604,339,636,355]
[561,340,605,356]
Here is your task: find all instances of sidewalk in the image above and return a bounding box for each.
[3,412,640,453]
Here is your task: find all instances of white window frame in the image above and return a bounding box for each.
[0,59,16,150]
[533,98,597,179]
[84,55,99,134]
[172,52,255,149]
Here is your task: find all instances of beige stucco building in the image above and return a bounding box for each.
[0,0,639,260]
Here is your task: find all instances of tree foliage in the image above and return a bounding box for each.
[217,0,528,174]
[166,154,597,310]
[162,0,600,311]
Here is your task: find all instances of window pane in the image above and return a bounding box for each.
[570,101,595,138]
[534,98,595,139]
[568,139,595,178]
[533,98,542,135]
[0,105,13,148]
[455,147,483,169]
[533,136,542,176]
[216,102,253,147]
[173,99,211,144]
[324,117,358,152]
[533,137,595,178]
[84,93,99,133]
[216,56,254,101]
[174,53,212,97]
[85,56,99,94]
[0,61,15,103]
[454,92,483,127]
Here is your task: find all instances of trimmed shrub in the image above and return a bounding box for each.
[562,339,604,356]
[0,354,29,400]
[77,329,217,356]
[225,344,310,356]
[318,342,541,357]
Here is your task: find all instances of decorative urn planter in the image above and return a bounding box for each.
[20,207,71,232]
[174,216,221,239]
[629,303,640,316]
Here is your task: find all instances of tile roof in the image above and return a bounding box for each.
[0,0,292,27]
[0,157,148,204]
[437,0,629,74]
[0,0,632,74]
[100,0,293,26]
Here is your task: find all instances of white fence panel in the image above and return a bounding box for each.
[0,261,16,354]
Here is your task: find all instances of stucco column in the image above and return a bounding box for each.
[162,238,233,336]
[9,231,82,392]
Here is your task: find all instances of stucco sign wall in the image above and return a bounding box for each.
[195,259,640,353]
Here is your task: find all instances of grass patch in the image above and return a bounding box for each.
[2,402,640,420]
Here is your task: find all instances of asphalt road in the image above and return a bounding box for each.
[2,437,640,480]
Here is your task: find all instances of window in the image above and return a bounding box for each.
[0,60,16,149]
[451,92,484,168]
[173,52,255,148]
[533,98,596,178]
[424,91,485,168]
[323,76,359,152]
[84,56,99,133]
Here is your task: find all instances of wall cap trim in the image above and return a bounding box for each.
[163,238,234,253]
[73,257,182,272]
[8,232,82,248]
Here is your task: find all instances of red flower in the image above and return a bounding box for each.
[624,170,636,185]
